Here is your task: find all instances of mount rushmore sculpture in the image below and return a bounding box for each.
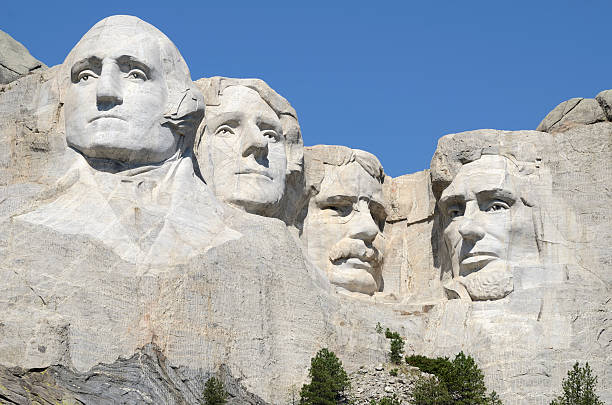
[0,15,610,404]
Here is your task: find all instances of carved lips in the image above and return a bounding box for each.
[459,251,499,272]
[235,168,272,180]
[88,114,127,123]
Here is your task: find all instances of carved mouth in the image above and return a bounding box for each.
[332,257,375,270]
[459,252,498,271]
[89,114,127,123]
[236,170,272,180]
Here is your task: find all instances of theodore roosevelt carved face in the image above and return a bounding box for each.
[302,147,386,296]
[438,155,539,300]
[63,16,202,167]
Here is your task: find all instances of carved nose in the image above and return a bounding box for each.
[458,219,486,241]
[96,62,123,106]
[349,205,379,243]
[241,126,268,159]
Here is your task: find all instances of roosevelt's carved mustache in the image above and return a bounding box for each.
[328,238,381,266]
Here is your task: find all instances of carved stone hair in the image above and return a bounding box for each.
[195,76,304,175]
[60,15,204,143]
[303,145,385,195]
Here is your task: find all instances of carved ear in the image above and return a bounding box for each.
[165,85,204,122]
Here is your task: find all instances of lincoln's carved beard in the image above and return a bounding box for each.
[457,260,514,301]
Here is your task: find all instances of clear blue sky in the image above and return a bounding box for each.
[2,1,608,177]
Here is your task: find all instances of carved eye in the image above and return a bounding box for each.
[215,125,235,137]
[484,201,510,212]
[77,70,97,82]
[262,130,280,143]
[127,69,147,81]
[447,207,463,219]
[322,203,351,217]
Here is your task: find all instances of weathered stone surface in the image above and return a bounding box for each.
[0,344,267,404]
[383,170,434,224]
[536,97,606,133]
[0,30,46,85]
[1,15,610,405]
[347,363,424,404]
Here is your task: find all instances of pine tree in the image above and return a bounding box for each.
[410,375,453,405]
[407,351,502,405]
[446,351,487,405]
[550,362,603,405]
[201,377,227,405]
[300,348,350,405]
[385,329,404,365]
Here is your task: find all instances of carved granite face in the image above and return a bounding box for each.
[202,86,287,214]
[303,161,386,295]
[439,155,537,300]
[64,27,175,164]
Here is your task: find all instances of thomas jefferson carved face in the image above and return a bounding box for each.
[439,155,538,300]
[201,86,287,214]
[64,22,176,164]
[302,159,386,295]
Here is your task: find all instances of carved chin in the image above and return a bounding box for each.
[460,261,514,301]
[225,177,284,214]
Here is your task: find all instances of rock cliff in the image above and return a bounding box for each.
[0,19,609,404]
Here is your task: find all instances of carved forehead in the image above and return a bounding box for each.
[63,16,190,86]
[316,162,384,205]
[440,155,521,200]
[67,17,163,58]
[208,86,279,121]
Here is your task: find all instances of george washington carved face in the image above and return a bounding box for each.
[63,16,201,167]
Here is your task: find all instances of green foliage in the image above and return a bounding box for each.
[300,348,350,405]
[384,328,404,365]
[411,375,452,405]
[407,352,502,405]
[201,377,227,405]
[389,368,398,377]
[487,391,503,405]
[370,394,401,405]
[445,351,487,404]
[550,362,603,405]
[406,354,453,383]
[375,322,383,334]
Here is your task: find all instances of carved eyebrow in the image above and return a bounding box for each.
[207,111,243,128]
[438,194,463,209]
[256,116,282,132]
[115,55,152,77]
[475,188,517,204]
[315,194,356,205]
[70,56,101,82]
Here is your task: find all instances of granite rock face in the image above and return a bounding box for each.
[1,15,610,405]
[0,30,46,85]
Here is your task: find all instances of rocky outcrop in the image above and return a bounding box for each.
[0,344,268,405]
[0,30,46,85]
[348,363,425,404]
[0,16,610,405]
